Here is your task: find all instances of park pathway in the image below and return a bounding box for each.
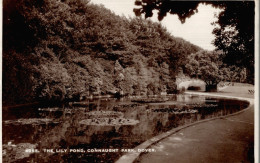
[136,92,254,163]
[117,90,255,163]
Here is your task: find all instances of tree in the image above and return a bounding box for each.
[186,50,243,92]
[114,60,125,94]
[32,61,72,102]
[134,0,255,84]
[185,50,222,92]
[134,1,200,22]
[212,2,254,84]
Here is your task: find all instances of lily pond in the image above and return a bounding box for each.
[2,94,249,163]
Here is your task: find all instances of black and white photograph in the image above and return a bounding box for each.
[2,0,258,162]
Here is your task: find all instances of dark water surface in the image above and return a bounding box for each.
[2,94,249,162]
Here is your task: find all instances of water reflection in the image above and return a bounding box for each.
[2,95,249,162]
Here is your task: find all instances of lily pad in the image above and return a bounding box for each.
[85,111,124,118]
[2,142,37,162]
[152,108,198,114]
[114,104,142,108]
[131,98,168,103]
[79,118,139,126]
[4,118,59,125]
[187,103,218,107]
[38,107,62,112]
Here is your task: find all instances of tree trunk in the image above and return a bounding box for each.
[205,84,217,92]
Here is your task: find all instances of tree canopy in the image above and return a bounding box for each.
[185,50,244,91]
[134,0,255,84]
[212,2,254,83]
[185,50,221,85]
[3,0,201,105]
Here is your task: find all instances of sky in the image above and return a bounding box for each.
[90,0,222,51]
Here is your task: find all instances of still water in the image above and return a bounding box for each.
[2,94,249,162]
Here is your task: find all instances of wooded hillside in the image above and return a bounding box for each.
[3,0,201,105]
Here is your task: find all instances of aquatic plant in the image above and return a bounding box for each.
[85,111,124,118]
[4,118,59,125]
[79,118,139,126]
[131,98,169,103]
[3,142,37,162]
[152,108,198,114]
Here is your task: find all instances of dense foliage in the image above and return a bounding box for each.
[212,2,254,84]
[185,50,246,91]
[3,0,201,105]
[134,0,255,84]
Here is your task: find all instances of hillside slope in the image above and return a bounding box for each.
[3,0,201,105]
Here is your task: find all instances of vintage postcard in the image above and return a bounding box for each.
[1,0,258,162]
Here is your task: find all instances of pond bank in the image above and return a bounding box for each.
[116,91,254,163]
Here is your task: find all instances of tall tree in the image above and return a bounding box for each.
[212,2,254,84]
